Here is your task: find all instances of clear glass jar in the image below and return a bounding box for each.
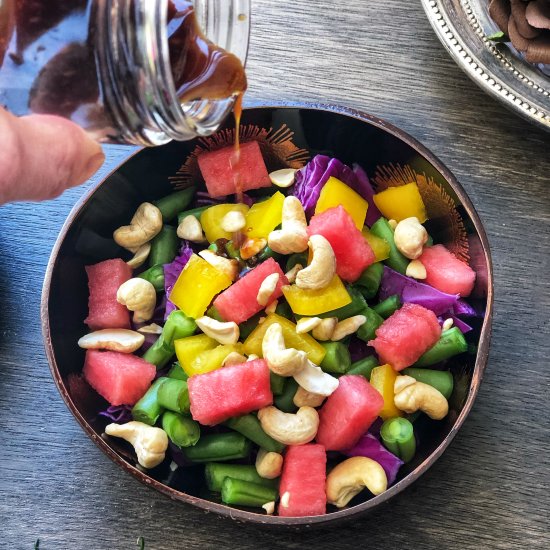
[0,0,250,145]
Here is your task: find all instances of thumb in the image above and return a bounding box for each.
[0,109,105,204]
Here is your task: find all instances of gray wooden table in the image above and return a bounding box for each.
[1,1,549,548]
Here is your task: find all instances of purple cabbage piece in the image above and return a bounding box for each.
[344,432,404,486]
[164,244,193,319]
[352,163,382,225]
[98,404,133,424]
[453,298,479,317]
[348,337,375,362]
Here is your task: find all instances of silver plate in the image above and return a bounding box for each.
[421,0,550,131]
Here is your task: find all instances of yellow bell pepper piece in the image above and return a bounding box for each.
[370,364,403,420]
[372,182,427,223]
[244,192,285,239]
[170,254,232,319]
[282,275,351,316]
[362,228,390,262]
[200,203,249,243]
[243,313,326,365]
[188,343,244,376]
[175,334,217,376]
[315,177,368,230]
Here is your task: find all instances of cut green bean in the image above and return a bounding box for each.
[131,377,167,425]
[355,263,384,299]
[168,362,189,381]
[275,377,299,413]
[183,432,252,462]
[225,240,242,261]
[156,378,190,414]
[372,294,401,319]
[257,245,281,263]
[149,225,179,267]
[320,342,351,374]
[275,301,293,320]
[239,313,264,341]
[319,286,367,320]
[356,307,384,342]
[142,337,174,368]
[425,234,434,247]
[224,414,284,453]
[285,252,308,272]
[161,411,200,448]
[204,463,278,492]
[221,477,278,507]
[177,205,209,224]
[414,327,468,367]
[370,218,409,274]
[163,310,197,345]
[206,305,225,322]
[270,372,285,396]
[154,187,196,222]
[402,368,454,399]
[137,264,165,292]
[380,417,416,463]
[346,356,379,379]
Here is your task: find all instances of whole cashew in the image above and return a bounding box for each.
[293,360,339,396]
[326,456,388,508]
[295,235,336,290]
[262,323,308,376]
[394,375,449,420]
[126,242,151,269]
[393,217,428,259]
[293,386,326,408]
[116,278,157,323]
[113,203,163,251]
[195,316,239,345]
[78,329,144,353]
[268,196,309,254]
[257,406,319,445]
[255,448,283,479]
[105,421,168,469]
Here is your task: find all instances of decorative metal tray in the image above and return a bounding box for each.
[421,0,550,131]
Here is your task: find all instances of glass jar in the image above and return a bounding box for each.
[0,0,250,145]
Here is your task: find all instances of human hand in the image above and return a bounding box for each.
[0,108,105,205]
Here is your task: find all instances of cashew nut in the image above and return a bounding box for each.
[293,386,326,408]
[116,278,156,323]
[293,360,339,396]
[442,317,454,331]
[388,219,398,230]
[262,323,308,376]
[78,329,144,353]
[326,456,388,508]
[312,317,338,341]
[126,242,151,269]
[255,448,283,479]
[296,317,322,334]
[268,196,309,255]
[295,235,336,290]
[240,237,267,260]
[222,351,248,366]
[284,263,303,284]
[221,210,246,233]
[280,491,291,509]
[137,323,163,334]
[394,217,428,259]
[257,273,280,307]
[269,168,297,188]
[195,316,239,345]
[394,375,449,420]
[177,215,206,243]
[265,299,278,315]
[262,501,276,515]
[113,203,163,251]
[257,406,319,445]
[246,354,259,361]
[198,249,239,281]
[331,315,367,341]
[406,259,427,279]
[105,421,168,469]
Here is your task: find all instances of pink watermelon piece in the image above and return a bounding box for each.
[419,244,476,297]
[278,444,327,517]
[83,350,156,406]
[316,375,384,451]
[84,258,132,330]
[308,205,375,282]
[213,258,289,324]
[188,359,273,426]
[197,141,271,198]
[369,303,441,371]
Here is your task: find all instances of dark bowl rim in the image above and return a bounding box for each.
[41,101,494,527]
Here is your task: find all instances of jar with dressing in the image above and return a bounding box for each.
[0,0,249,145]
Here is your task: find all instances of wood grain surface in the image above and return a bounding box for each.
[1,0,549,548]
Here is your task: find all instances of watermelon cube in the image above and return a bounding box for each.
[278,444,327,517]
[419,244,476,297]
[188,359,273,426]
[84,259,132,330]
[369,303,441,371]
[83,350,156,406]
[308,206,376,282]
[197,141,271,198]
[213,258,289,324]
[316,375,384,451]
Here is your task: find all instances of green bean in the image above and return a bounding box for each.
[356,307,384,342]
[131,377,166,425]
[239,313,263,341]
[225,240,242,261]
[274,378,299,413]
[426,235,434,247]
[370,218,409,274]
[183,432,252,462]
[161,411,200,448]
[356,263,384,299]
[163,310,197,345]
[285,252,308,272]
[402,368,454,399]
[156,378,190,414]
[380,417,416,463]
[168,362,189,381]
[224,414,284,453]
[205,463,278,492]
[142,337,174,368]
[149,225,179,267]
[414,327,468,367]
[177,205,209,224]
[154,187,196,222]
[221,477,278,507]
[275,301,293,320]
[372,294,401,319]
[137,264,165,292]
[319,286,367,320]
[346,356,379,379]
[270,372,285,396]
[206,305,225,322]
[320,342,351,374]
[257,245,281,263]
